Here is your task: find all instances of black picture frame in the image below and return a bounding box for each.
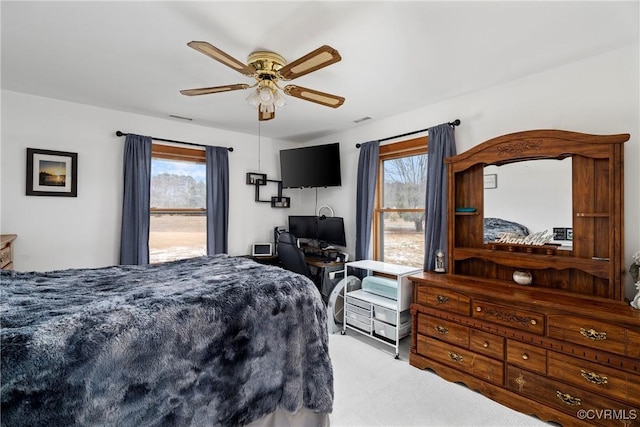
[26,148,78,197]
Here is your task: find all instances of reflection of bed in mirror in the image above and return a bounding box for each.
[483,217,529,242]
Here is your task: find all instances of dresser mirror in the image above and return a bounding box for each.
[484,158,572,246]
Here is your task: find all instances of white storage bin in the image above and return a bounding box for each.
[346,296,372,311]
[345,310,369,325]
[347,315,372,333]
[374,306,410,326]
[373,319,411,340]
[346,303,370,319]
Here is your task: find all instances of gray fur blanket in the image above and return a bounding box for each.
[1,255,333,426]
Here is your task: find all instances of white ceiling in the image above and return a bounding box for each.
[2,1,638,142]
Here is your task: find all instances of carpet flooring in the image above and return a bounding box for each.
[328,332,553,427]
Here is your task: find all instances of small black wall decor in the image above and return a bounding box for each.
[26,148,78,197]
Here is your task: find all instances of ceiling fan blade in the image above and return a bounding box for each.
[258,109,275,121]
[187,41,255,76]
[180,84,250,96]
[278,45,341,80]
[284,85,345,108]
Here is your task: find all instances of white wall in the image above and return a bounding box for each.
[0,91,297,270]
[305,45,640,300]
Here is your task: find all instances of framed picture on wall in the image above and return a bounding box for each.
[484,173,497,189]
[26,148,78,197]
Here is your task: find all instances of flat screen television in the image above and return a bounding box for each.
[280,143,341,188]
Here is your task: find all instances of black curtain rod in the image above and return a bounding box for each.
[115,131,233,152]
[355,119,460,148]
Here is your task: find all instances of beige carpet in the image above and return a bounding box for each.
[328,332,553,427]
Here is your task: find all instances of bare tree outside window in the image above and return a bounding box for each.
[383,155,427,231]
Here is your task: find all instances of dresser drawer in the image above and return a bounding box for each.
[469,329,504,360]
[506,340,546,375]
[548,315,640,358]
[416,286,471,316]
[417,314,469,348]
[417,335,503,385]
[506,366,639,427]
[473,300,545,335]
[548,351,640,406]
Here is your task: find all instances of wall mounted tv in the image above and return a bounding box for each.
[280,142,341,188]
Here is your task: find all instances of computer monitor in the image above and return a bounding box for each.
[288,215,318,240]
[317,216,346,247]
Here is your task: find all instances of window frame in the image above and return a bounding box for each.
[373,136,428,261]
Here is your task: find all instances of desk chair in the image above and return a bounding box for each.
[277,232,311,278]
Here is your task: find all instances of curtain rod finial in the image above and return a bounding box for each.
[450,119,461,127]
[116,131,125,137]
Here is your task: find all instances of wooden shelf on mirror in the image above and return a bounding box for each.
[452,247,610,279]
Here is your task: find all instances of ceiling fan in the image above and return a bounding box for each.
[180,41,345,121]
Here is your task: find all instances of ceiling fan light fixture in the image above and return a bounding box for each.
[259,86,274,103]
[273,90,286,108]
[246,90,260,107]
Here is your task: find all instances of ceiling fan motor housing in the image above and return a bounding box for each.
[247,51,286,81]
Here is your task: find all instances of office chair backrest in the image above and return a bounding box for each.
[277,232,311,277]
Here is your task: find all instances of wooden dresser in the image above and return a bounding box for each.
[409,130,640,426]
[1,234,17,270]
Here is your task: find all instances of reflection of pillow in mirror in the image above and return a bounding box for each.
[484,217,530,242]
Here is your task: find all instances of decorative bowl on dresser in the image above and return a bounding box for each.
[409,130,640,426]
[1,234,17,270]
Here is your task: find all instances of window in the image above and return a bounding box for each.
[374,137,427,268]
[149,144,206,263]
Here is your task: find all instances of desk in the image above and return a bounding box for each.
[247,255,280,266]
[305,256,344,301]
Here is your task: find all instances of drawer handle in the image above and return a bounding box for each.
[436,295,449,304]
[448,352,464,363]
[579,327,607,341]
[556,391,581,406]
[435,325,449,335]
[476,306,483,312]
[482,341,489,348]
[521,353,529,360]
[580,370,608,385]
[530,319,537,325]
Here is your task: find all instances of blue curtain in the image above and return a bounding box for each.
[355,141,380,261]
[119,134,152,265]
[424,123,457,271]
[206,146,229,255]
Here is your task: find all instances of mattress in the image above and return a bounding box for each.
[362,275,398,300]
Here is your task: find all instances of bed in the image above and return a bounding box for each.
[0,254,333,426]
